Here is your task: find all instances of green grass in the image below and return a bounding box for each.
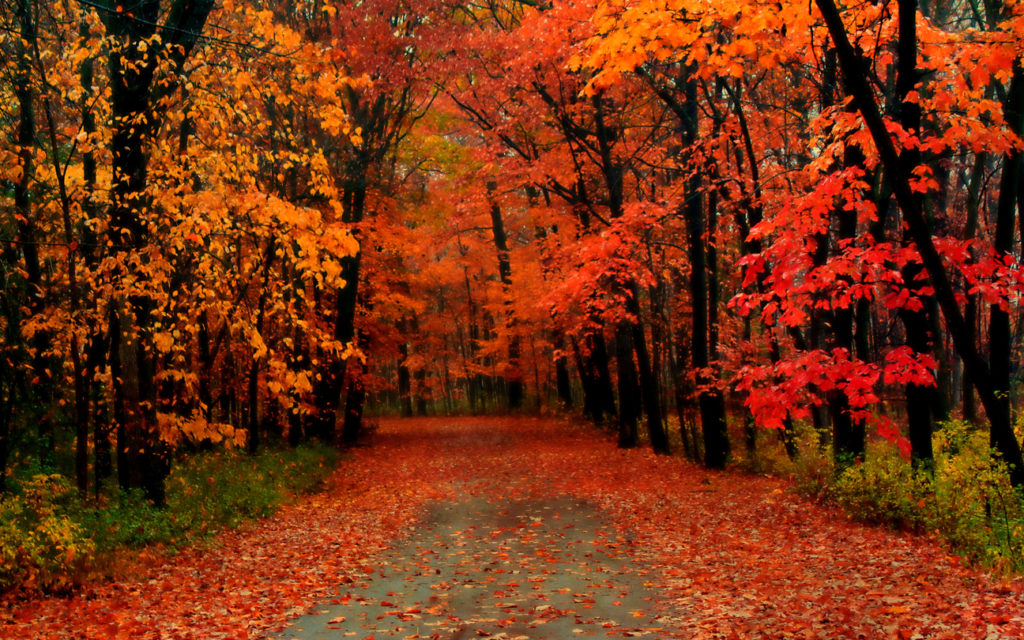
[0,443,339,592]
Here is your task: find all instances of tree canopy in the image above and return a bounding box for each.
[2,0,1024,499]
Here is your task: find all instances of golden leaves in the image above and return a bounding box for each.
[157,412,242,447]
[153,331,175,354]
[578,0,817,91]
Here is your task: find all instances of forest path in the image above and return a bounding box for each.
[278,494,666,639]
[4,417,1024,639]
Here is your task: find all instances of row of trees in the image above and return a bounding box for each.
[2,0,1023,501]
[371,0,1024,484]
[0,0,449,502]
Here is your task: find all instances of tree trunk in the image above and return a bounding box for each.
[989,61,1024,471]
[895,0,935,468]
[687,164,729,468]
[14,0,56,465]
[0,379,10,494]
[398,337,414,417]
[312,175,365,442]
[247,362,260,454]
[554,332,573,408]
[572,337,601,422]
[628,285,670,453]
[614,326,640,448]
[103,0,215,504]
[487,183,524,410]
[342,364,366,445]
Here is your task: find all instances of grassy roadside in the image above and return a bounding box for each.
[0,444,339,593]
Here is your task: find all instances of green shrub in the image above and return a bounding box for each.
[1,443,338,592]
[929,420,1024,572]
[0,474,95,591]
[760,421,834,498]
[828,420,1024,573]
[831,448,930,529]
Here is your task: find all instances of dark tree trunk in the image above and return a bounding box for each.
[487,184,523,409]
[415,365,429,416]
[661,73,730,468]
[0,380,10,494]
[78,15,109,494]
[832,302,866,465]
[398,340,414,417]
[614,326,640,448]
[628,285,670,454]
[103,0,215,504]
[668,330,696,460]
[895,0,935,468]
[89,333,112,494]
[110,309,133,491]
[832,144,868,467]
[989,61,1024,470]
[961,153,986,422]
[690,191,729,468]
[342,365,366,445]
[901,298,935,466]
[247,362,260,454]
[642,65,729,465]
[591,329,618,420]
[14,0,56,465]
[554,333,573,408]
[771,340,799,460]
[33,47,90,493]
[107,0,162,497]
[311,177,365,443]
[686,164,729,468]
[571,337,601,422]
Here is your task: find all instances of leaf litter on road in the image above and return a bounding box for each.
[2,416,1022,639]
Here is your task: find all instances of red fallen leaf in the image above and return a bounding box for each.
[476,630,491,637]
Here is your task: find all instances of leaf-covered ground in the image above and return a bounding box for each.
[3,417,1023,639]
